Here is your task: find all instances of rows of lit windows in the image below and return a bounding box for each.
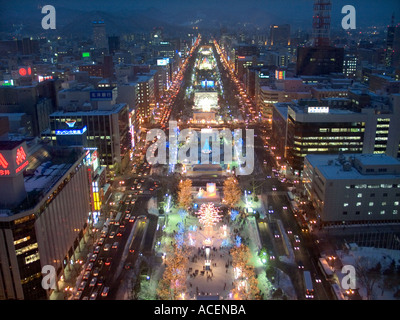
[344,201,399,207]
[345,183,399,189]
[343,210,398,215]
[294,136,362,141]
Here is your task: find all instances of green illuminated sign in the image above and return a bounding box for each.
[82,52,90,58]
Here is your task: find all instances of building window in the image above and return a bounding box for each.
[394,201,399,206]
[394,210,398,215]
[356,211,360,215]
[357,193,362,198]
[343,203,349,207]
[370,193,375,197]
[356,202,361,206]
[343,211,348,215]
[369,202,374,207]
[380,210,385,215]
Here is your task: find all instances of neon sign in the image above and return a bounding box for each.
[16,147,27,166]
[15,161,29,173]
[0,154,9,169]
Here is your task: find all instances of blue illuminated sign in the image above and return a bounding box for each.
[55,126,87,135]
[90,90,112,101]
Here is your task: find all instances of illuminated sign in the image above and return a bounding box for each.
[38,75,53,82]
[90,90,112,101]
[237,56,245,59]
[157,58,170,66]
[18,67,32,77]
[0,142,29,177]
[307,106,329,113]
[55,126,87,135]
[0,153,9,169]
[16,147,27,166]
[275,70,285,80]
[0,80,14,86]
[65,120,76,128]
[82,52,90,58]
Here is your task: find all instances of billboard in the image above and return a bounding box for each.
[90,90,113,101]
[82,52,90,58]
[0,141,29,178]
[157,58,170,66]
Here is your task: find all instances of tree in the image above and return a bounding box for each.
[355,256,380,300]
[230,244,261,300]
[223,177,241,209]
[177,179,193,210]
[157,245,189,300]
[195,203,223,228]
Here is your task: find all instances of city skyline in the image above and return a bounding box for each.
[0,0,400,306]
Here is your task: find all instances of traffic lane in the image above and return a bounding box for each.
[105,217,147,300]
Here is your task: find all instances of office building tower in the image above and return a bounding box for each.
[92,20,108,50]
[269,24,290,47]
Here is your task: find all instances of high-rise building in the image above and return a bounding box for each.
[272,93,400,174]
[0,141,91,299]
[296,0,344,76]
[303,153,400,227]
[108,36,120,55]
[269,24,290,47]
[92,20,108,50]
[385,14,396,67]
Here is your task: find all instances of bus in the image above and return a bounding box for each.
[112,212,123,226]
[303,271,314,299]
[287,191,294,201]
[318,257,334,281]
[331,283,345,300]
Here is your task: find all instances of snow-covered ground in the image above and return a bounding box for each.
[333,244,400,300]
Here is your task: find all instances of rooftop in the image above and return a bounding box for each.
[306,154,400,180]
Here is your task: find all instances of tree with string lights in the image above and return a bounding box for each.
[195,203,223,229]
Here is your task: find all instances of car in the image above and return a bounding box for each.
[74,291,83,300]
[90,291,98,300]
[268,251,276,260]
[82,271,91,280]
[117,230,124,237]
[89,277,97,287]
[86,263,93,271]
[294,235,301,243]
[78,281,87,291]
[97,238,105,246]
[101,287,110,297]
[97,276,104,287]
[268,206,274,214]
[294,246,300,251]
[125,214,130,220]
[112,242,119,249]
[94,246,101,254]
[109,231,116,238]
[272,186,277,191]
[129,216,135,223]
[92,268,100,277]
[315,277,322,283]
[105,257,112,266]
[103,244,111,251]
[129,248,135,253]
[297,261,305,269]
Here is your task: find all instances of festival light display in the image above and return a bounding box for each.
[195,203,222,228]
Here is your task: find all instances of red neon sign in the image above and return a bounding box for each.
[0,153,8,169]
[15,160,29,174]
[19,68,27,76]
[16,147,27,166]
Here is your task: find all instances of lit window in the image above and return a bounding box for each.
[357,193,362,198]
[356,202,361,206]
[343,203,349,207]
[369,202,374,206]
[394,210,398,215]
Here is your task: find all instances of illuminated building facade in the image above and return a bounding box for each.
[303,153,400,227]
[0,143,90,299]
[46,103,131,172]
